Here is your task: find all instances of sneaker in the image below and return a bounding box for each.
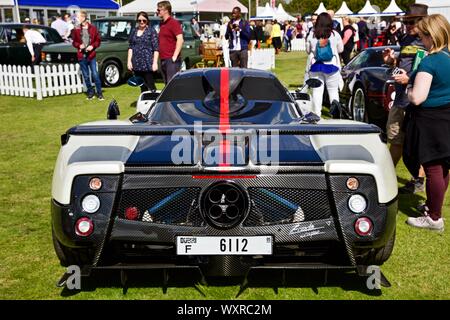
[406,215,444,232]
[399,178,425,194]
[97,94,105,101]
[86,91,95,100]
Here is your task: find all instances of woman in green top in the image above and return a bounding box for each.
[405,14,450,232]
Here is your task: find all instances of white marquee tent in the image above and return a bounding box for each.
[335,1,353,16]
[0,0,14,6]
[275,3,296,21]
[358,0,378,15]
[315,2,327,15]
[383,0,403,14]
[255,3,276,19]
[118,0,247,15]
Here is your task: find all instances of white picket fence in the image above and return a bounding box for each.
[0,64,84,100]
[248,48,276,70]
[291,38,306,52]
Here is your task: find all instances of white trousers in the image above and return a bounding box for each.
[222,47,231,68]
[309,71,341,117]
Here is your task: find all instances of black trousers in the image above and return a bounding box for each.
[134,70,156,93]
[161,58,181,84]
[32,43,44,65]
[230,49,248,68]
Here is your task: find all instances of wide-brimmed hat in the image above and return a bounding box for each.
[401,3,428,20]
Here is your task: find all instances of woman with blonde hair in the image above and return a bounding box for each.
[404,14,450,232]
[341,16,356,64]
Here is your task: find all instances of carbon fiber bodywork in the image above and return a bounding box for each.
[52,172,397,276]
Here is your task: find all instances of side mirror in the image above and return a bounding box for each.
[306,78,322,88]
[107,99,120,120]
[129,112,149,123]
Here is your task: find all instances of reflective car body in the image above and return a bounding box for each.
[339,46,400,130]
[52,68,397,281]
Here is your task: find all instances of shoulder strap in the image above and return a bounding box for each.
[440,49,450,57]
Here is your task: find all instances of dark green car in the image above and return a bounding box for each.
[0,23,64,66]
[41,16,202,86]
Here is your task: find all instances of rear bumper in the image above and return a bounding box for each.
[51,173,397,273]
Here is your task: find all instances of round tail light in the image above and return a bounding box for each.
[75,217,94,237]
[348,194,367,213]
[81,194,100,213]
[355,217,373,236]
[346,177,359,190]
[89,177,102,191]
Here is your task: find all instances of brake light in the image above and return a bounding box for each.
[75,217,94,237]
[125,207,139,220]
[355,217,373,236]
[192,175,256,179]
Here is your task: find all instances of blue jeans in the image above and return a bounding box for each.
[79,57,102,95]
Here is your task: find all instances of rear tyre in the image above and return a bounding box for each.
[351,87,369,123]
[52,229,95,267]
[101,60,122,87]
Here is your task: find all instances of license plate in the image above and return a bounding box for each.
[176,236,273,255]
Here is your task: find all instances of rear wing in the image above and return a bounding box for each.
[63,123,381,145]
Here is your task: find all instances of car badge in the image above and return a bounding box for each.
[57,54,61,60]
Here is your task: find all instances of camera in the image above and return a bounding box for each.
[81,48,88,59]
[391,67,402,76]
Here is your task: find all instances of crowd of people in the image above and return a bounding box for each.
[303,4,449,232]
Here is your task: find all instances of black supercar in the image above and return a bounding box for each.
[51,68,398,289]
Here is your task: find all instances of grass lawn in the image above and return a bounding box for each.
[0,51,448,300]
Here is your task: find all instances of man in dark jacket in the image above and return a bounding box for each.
[225,6,251,68]
[72,10,103,100]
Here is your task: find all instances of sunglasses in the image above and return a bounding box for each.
[137,19,147,23]
[404,19,419,26]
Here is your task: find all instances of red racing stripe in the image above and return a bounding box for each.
[219,68,230,167]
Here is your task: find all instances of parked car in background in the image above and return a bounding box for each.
[0,23,63,66]
[339,46,400,130]
[41,16,202,86]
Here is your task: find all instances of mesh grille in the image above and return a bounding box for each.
[245,188,332,226]
[117,187,332,228]
[117,188,204,226]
